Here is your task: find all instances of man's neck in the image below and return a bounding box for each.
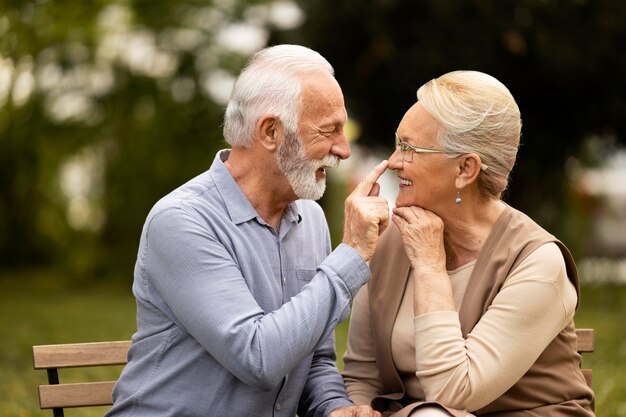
[224,147,294,230]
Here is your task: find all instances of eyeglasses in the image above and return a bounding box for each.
[395,133,488,171]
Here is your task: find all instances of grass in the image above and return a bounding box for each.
[1,271,624,417]
[0,270,136,417]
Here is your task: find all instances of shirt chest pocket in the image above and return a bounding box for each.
[296,268,316,281]
[295,268,317,290]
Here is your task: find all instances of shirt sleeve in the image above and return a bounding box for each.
[298,333,354,417]
[142,206,371,390]
[413,242,578,411]
[342,284,385,405]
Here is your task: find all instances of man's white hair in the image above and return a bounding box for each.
[223,44,335,147]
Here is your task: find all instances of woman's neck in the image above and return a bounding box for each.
[443,199,505,270]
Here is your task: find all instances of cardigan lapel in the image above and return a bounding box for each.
[368,224,411,395]
[457,205,513,337]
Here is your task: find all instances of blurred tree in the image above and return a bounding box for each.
[0,0,305,277]
[1,0,625,278]
[272,0,626,255]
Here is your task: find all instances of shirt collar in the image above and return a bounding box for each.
[210,149,303,226]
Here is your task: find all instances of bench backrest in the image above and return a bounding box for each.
[575,328,594,387]
[32,329,594,415]
[32,341,130,416]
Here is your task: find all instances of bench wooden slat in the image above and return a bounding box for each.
[33,341,131,369]
[575,328,594,352]
[575,329,594,391]
[582,369,593,387]
[38,381,116,408]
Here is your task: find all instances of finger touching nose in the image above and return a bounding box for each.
[351,160,389,197]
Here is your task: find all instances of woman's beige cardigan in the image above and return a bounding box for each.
[343,205,595,416]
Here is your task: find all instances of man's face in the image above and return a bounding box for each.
[277,71,349,201]
[276,128,339,200]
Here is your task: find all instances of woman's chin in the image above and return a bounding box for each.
[394,199,410,208]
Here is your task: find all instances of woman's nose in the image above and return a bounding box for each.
[388,148,403,170]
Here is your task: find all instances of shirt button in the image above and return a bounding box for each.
[282,277,286,286]
[275,403,281,411]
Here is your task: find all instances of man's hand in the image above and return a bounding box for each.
[328,404,382,417]
[342,160,390,262]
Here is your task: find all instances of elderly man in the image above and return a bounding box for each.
[105,45,388,417]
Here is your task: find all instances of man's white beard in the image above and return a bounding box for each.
[277,130,340,200]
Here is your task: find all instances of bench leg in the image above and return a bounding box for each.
[46,369,65,417]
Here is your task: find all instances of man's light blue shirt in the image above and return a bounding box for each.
[105,150,371,417]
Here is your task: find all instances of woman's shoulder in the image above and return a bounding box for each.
[504,205,552,236]
[507,242,575,296]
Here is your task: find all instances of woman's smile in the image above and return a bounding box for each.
[399,176,414,187]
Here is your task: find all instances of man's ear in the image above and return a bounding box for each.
[256,115,281,151]
[455,153,482,189]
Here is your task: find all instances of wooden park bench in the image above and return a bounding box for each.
[32,340,130,416]
[576,328,595,388]
[32,329,595,416]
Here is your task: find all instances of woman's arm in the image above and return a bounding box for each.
[414,243,578,410]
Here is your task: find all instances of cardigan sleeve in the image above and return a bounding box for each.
[342,284,385,405]
[413,242,578,411]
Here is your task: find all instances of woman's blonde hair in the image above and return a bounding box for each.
[417,70,522,200]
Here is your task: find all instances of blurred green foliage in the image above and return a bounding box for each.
[1,0,625,278]
[0,0,258,276]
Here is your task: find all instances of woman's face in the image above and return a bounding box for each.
[389,102,457,210]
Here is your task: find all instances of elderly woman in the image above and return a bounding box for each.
[342,71,595,417]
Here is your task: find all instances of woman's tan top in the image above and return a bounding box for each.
[342,205,595,416]
[345,243,574,408]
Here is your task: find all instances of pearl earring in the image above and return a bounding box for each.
[455,191,462,205]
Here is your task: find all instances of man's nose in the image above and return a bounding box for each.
[332,132,351,160]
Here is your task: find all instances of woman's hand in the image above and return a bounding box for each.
[393,206,454,316]
[392,206,447,277]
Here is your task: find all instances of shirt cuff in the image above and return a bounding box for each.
[318,398,354,417]
[319,243,371,298]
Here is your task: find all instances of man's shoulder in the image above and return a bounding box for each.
[147,171,221,223]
